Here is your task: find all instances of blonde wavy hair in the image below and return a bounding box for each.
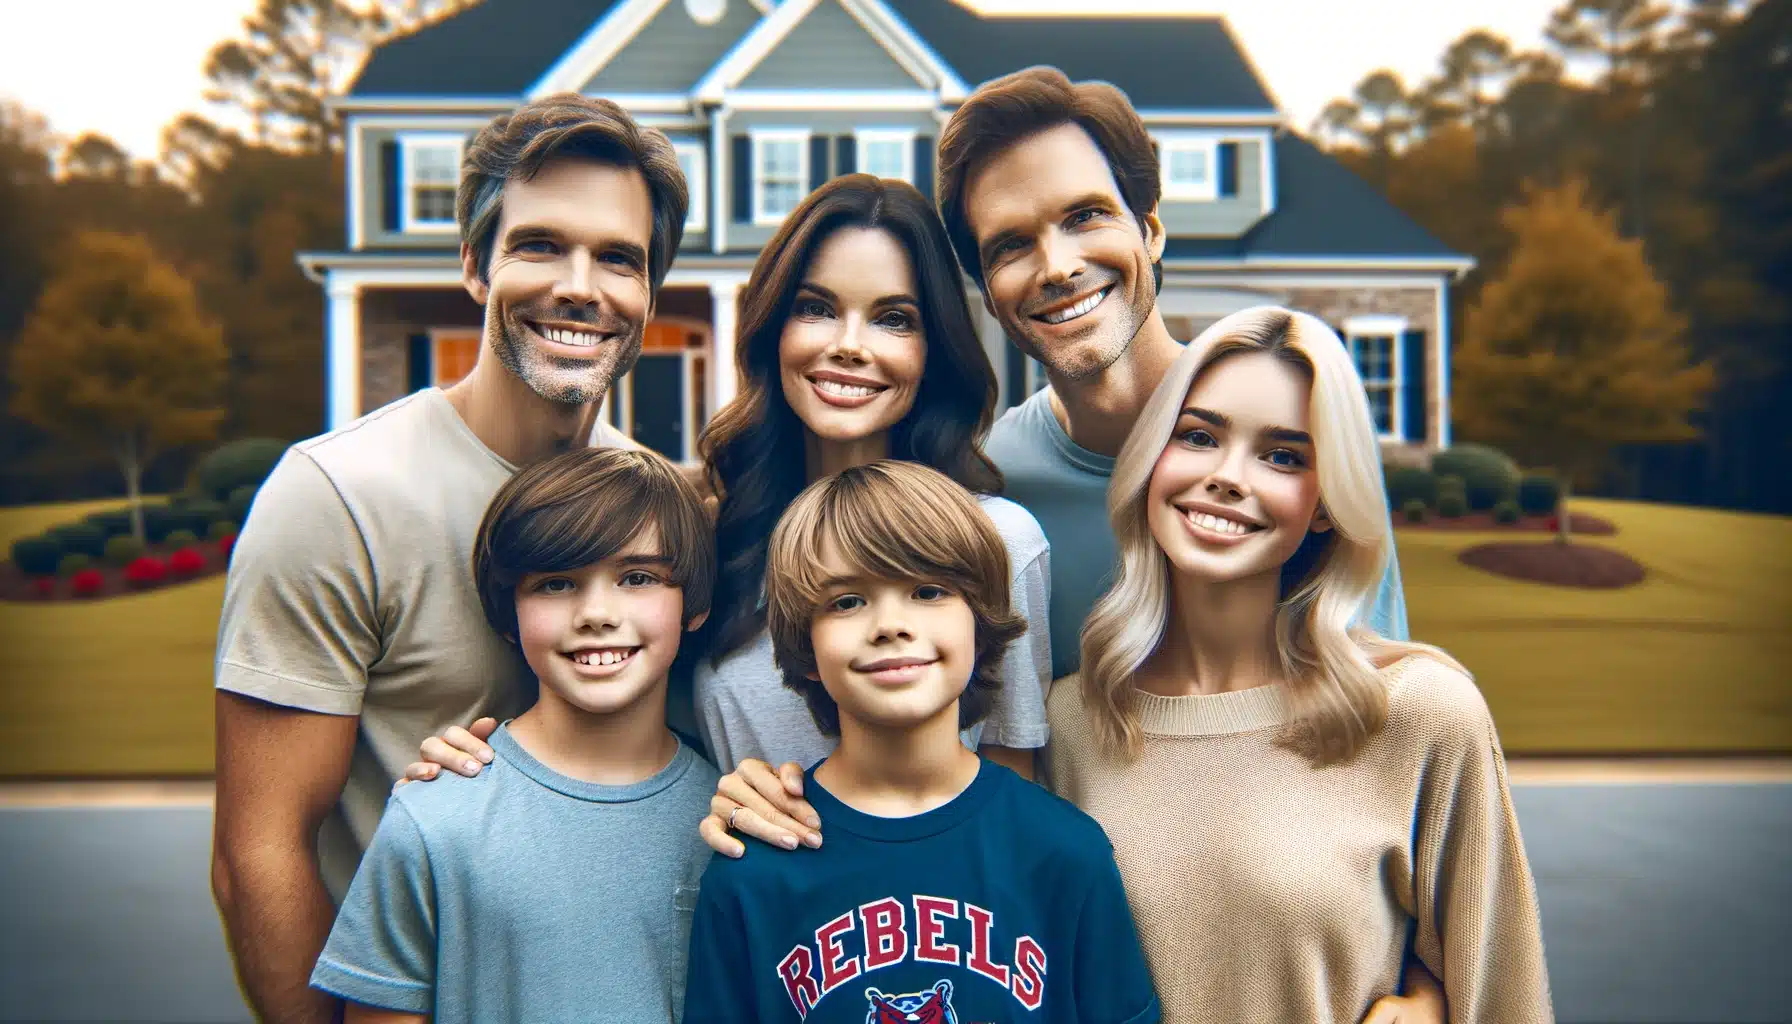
[1079,306,1464,765]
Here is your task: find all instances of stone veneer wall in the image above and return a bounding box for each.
[1283,287,1440,461]
[358,288,484,414]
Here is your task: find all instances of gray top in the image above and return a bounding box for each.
[692,493,1053,771]
[310,723,719,1024]
[985,386,1410,680]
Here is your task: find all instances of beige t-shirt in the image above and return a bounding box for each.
[214,387,635,899]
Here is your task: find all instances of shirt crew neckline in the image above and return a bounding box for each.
[1022,387,1116,477]
[802,756,1000,843]
[492,722,697,803]
[1131,655,1426,737]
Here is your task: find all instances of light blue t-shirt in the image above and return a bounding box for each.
[310,723,719,1024]
[985,387,1410,679]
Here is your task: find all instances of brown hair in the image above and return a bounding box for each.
[457,93,688,296]
[763,460,1025,736]
[473,446,716,642]
[937,65,1162,291]
[696,175,1002,667]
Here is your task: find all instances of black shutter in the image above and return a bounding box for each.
[809,135,830,191]
[1217,141,1238,198]
[380,140,401,232]
[1402,328,1428,443]
[914,135,934,201]
[730,135,751,225]
[834,135,855,177]
[406,334,432,392]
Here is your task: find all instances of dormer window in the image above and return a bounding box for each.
[400,134,463,233]
[855,129,915,184]
[1158,134,1219,202]
[752,129,810,226]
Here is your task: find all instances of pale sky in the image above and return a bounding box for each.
[0,0,1560,160]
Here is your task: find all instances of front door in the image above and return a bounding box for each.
[628,353,684,460]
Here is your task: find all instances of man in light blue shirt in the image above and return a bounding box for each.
[936,67,1408,678]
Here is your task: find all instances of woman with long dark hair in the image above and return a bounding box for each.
[692,174,1050,798]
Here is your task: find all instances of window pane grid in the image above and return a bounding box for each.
[757,138,804,219]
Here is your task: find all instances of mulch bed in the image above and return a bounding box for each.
[0,540,232,603]
[1458,541,1647,589]
[1401,511,1617,535]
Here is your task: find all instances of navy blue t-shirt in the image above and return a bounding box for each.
[683,758,1159,1023]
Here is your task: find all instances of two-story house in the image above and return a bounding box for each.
[300,0,1471,465]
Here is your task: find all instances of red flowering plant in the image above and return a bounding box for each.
[71,568,105,596]
[169,548,206,576]
[125,556,168,586]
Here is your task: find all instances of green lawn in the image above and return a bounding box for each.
[0,496,1787,777]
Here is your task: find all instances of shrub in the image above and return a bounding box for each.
[48,522,107,557]
[105,534,146,567]
[1437,491,1468,519]
[227,484,258,524]
[125,556,168,585]
[141,504,178,544]
[1385,466,1439,510]
[1518,474,1562,517]
[208,519,239,541]
[83,509,135,539]
[1436,474,1467,502]
[171,499,225,535]
[165,529,200,550]
[71,568,104,596]
[1431,443,1520,511]
[1402,499,1428,524]
[12,536,62,576]
[1493,500,1522,525]
[169,548,206,576]
[58,553,93,577]
[196,438,290,501]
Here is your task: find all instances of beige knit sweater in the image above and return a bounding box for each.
[1046,655,1554,1024]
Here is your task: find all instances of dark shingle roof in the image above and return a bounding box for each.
[349,0,627,97]
[884,0,1277,111]
[1165,133,1463,262]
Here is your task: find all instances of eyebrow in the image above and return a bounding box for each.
[1181,406,1312,445]
[796,282,917,309]
[616,553,673,568]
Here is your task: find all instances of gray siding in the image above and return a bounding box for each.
[738,0,923,91]
[1159,138,1265,238]
[358,125,474,250]
[721,110,938,250]
[581,0,761,94]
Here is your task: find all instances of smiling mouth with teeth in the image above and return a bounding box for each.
[530,322,607,348]
[810,377,885,398]
[566,647,639,667]
[1181,508,1264,537]
[1035,286,1112,325]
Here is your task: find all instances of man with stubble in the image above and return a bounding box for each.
[210,94,685,1023]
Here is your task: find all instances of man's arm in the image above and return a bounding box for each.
[212,692,358,1024]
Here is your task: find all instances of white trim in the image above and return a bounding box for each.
[398,133,465,234]
[347,118,364,250]
[673,141,707,233]
[1156,134,1219,202]
[692,0,966,103]
[304,259,754,290]
[710,279,741,413]
[1261,132,1276,214]
[527,0,669,98]
[711,111,729,254]
[1137,109,1285,126]
[325,279,362,431]
[750,128,810,226]
[854,127,915,183]
[722,89,939,111]
[348,115,501,130]
[1342,316,1406,442]
[601,93,697,113]
[1162,255,1476,274]
[329,95,516,113]
[1436,278,1452,448]
[1160,270,1453,289]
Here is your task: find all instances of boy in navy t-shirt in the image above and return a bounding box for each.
[683,461,1159,1023]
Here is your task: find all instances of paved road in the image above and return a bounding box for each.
[1,779,1787,1023]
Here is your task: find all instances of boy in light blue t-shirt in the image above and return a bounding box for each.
[310,447,720,1024]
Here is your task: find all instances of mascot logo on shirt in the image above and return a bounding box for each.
[864,979,958,1024]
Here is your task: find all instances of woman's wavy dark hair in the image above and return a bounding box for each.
[698,174,1003,664]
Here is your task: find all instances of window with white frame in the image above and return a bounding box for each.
[1344,316,1404,437]
[401,134,463,232]
[752,130,809,225]
[673,142,706,233]
[855,129,914,183]
[1157,135,1219,201]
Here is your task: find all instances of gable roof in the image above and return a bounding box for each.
[349,0,628,97]
[694,0,968,102]
[1164,133,1467,265]
[882,0,1278,111]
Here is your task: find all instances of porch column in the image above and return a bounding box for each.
[326,277,362,432]
[709,279,741,415]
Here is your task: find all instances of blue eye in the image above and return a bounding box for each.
[1265,449,1307,469]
